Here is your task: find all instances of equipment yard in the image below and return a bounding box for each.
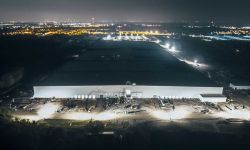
[6,88,249,135]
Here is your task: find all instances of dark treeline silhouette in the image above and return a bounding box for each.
[0,35,84,92]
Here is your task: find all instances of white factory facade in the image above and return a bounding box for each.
[33,85,226,102]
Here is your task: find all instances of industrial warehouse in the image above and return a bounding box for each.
[1,0,250,148]
[33,41,226,102]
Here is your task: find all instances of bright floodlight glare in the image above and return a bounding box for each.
[60,111,118,121]
[152,109,189,120]
[180,59,209,70]
[37,103,60,119]
[94,112,117,121]
[213,109,250,120]
[107,34,111,40]
[170,109,189,119]
[165,43,170,48]
[168,46,178,53]
[62,112,93,120]
[155,39,160,44]
[152,110,170,120]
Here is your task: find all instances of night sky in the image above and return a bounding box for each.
[0,0,250,24]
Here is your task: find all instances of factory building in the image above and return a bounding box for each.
[33,41,226,102]
[34,85,224,100]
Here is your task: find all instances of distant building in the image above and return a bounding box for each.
[229,83,250,90]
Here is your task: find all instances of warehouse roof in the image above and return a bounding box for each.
[37,41,217,87]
